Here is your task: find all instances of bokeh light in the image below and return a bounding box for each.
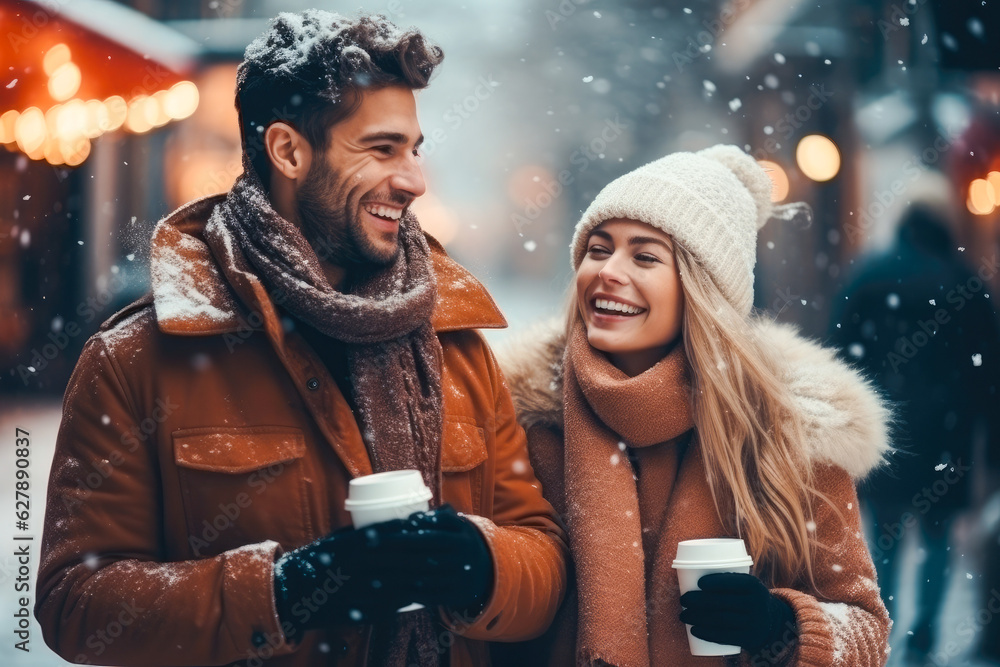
[796,134,841,182]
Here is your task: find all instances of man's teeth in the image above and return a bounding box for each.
[594,299,644,315]
[364,204,402,220]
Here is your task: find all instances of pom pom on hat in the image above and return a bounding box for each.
[569,144,811,316]
[696,145,775,230]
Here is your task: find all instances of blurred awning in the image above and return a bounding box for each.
[0,0,204,165]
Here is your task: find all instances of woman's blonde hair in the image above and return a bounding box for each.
[567,237,843,588]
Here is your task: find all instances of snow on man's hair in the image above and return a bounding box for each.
[235,10,444,183]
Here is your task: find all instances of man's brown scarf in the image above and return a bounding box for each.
[203,154,444,666]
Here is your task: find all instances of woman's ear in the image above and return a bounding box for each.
[264,122,312,181]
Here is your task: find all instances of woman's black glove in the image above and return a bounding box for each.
[273,504,494,634]
[678,572,797,655]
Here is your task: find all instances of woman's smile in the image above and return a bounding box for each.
[587,292,648,325]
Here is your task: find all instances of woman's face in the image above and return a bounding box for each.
[575,218,684,375]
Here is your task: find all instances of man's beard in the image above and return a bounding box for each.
[295,156,399,270]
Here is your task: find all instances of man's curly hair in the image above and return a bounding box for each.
[236,10,444,186]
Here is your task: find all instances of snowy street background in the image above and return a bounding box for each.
[3,0,1000,665]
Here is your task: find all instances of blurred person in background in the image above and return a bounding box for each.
[828,202,1000,663]
[494,146,893,666]
[33,10,567,666]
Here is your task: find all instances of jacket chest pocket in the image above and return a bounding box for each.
[172,425,314,557]
[440,417,488,515]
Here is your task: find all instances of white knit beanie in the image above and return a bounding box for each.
[570,144,810,316]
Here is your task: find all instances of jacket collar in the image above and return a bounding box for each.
[496,317,894,482]
[149,193,507,337]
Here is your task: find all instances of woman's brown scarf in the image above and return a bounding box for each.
[562,317,695,667]
[203,154,443,667]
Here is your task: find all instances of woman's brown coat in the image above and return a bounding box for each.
[495,318,894,666]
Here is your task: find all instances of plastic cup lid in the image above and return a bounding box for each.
[344,487,432,511]
[671,556,754,569]
[346,470,430,504]
[672,537,754,568]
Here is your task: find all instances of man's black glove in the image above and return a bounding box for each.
[272,504,494,634]
[678,572,797,655]
[374,504,494,615]
[273,519,423,632]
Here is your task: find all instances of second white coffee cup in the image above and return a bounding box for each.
[345,470,433,613]
[672,538,754,656]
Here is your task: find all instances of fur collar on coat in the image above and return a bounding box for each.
[497,316,894,481]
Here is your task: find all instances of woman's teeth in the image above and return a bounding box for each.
[593,299,645,315]
[364,204,402,221]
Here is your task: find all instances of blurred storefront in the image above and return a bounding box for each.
[1,0,202,391]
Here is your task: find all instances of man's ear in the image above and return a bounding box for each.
[265,122,311,181]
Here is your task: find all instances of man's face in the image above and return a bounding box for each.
[295,85,426,268]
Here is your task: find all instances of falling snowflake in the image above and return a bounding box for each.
[886,293,900,309]
[934,463,948,471]
[523,240,537,252]
[899,17,910,26]
[972,353,982,367]
[728,98,742,112]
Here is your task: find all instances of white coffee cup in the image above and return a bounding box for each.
[672,538,754,656]
[345,470,433,613]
